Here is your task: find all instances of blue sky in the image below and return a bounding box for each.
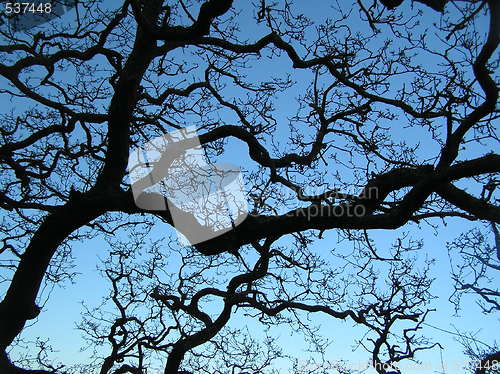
[13,220,498,373]
[1,0,498,373]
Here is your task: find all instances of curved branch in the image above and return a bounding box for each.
[437,0,499,168]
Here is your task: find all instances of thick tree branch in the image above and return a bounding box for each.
[436,183,500,222]
[131,0,233,41]
[93,1,163,189]
[437,0,499,169]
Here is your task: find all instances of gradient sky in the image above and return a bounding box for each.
[1,1,498,373]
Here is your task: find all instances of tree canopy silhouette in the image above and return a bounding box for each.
[0,0,498,373]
